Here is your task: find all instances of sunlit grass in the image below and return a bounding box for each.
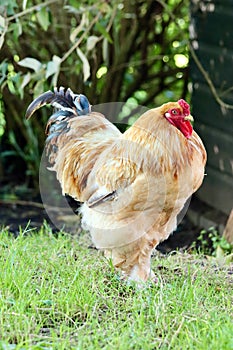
[0,226,232,349]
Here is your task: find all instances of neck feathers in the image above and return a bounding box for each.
[123,109,195,174]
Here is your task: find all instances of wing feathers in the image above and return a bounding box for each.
[87,186,117,208]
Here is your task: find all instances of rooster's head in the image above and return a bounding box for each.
[163,99,194,138]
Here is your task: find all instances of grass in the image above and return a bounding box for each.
[0,225,232,350]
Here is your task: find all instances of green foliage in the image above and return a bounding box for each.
[6,120,40,179]
[0,0,190,187]
[193,226,233,258]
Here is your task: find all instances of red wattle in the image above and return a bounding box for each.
[165,107,193,138]
[166,117,193,138]
[177,120,193,138]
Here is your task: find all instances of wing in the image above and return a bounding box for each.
[86,137,148,208]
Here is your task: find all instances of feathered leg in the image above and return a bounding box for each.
[105,234,158,284]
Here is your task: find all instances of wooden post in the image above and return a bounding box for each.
[223,209,233,244]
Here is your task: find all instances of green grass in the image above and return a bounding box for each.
[0,226,232,350]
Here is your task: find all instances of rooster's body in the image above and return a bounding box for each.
[26,87,206,283]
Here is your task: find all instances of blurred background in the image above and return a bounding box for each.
[0,0,232,248]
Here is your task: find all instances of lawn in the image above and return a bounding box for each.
[0,225,232,350]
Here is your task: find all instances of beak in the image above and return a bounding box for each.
[184,114,194,122]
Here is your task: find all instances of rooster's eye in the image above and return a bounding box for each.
[171,109,178,115]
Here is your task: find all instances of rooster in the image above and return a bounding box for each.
[26,87,206,283]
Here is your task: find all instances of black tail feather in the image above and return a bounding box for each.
[25,87,92,165]
[45,110,71,134]
[25,90,55,120]
[25,87,91,120]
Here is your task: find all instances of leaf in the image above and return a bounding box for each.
[102,37,109,62]
[70,13,88,43]
[0,15,6,29]
[1,150,18,157]
[216,245,225,260]
[0,16,7,50]
[18,72,31,99]
[225,253,233,264]
[22,0,28,10]
[86,35,99,51]
[99,2,111,13]
[36,7,50,31]
[46,55,61,79]
[51,70,59,87]
[1,0,18,16]
[33,79,45,97]
[0,32,5,50]
[95,22,113,43]
[76,48,90,82]
[18,57,42,72]
[209,246,233,266]
[12,20,22,40]
[20,72,31,90]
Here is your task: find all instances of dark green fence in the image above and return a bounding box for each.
[190,0,233,215]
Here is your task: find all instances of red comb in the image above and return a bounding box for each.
[178,99,190,116]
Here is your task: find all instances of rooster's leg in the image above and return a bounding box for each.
[105,235,158,283]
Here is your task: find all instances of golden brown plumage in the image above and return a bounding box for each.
[26,87,207,284]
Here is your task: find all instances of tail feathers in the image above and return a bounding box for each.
[45,110,71,134]
[25,86,91,120]
[25,87,92,167]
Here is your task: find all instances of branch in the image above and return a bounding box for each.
[188,43,233,110]
[7,0,60,22]
[60,5,117,65]
[101,4,141,102]
[60,12,101,64]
